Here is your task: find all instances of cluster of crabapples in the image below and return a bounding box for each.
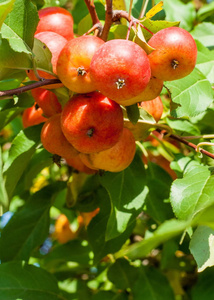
[23,6,198,173]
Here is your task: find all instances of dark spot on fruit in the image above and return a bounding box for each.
[87,127,95,137]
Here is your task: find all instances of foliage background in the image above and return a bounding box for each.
[0,0,214,299]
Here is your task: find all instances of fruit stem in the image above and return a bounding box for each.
[100,0,113,41]
[84,0,100,26]
[181,134,214,140]
[196,142,214,153]
[139,0,149,19]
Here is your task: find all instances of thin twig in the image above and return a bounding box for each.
[100,0,113,41]
[84,0,100,25]
[0,78,61,98]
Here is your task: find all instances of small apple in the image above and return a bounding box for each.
[139,96,164,123]
[53,214,76,244]
[56,35,105,93]
[121,76,163,106]
[31,88,62,117]
[22,104,47,128]
[27,31,67,89]
[90,39,151,104]
[148,27,197,81]
[79,127,136,172]
[61,92,124,154]
[35,6,74,41]
[41,114,95,174]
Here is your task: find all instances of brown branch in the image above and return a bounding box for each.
[158,130,214,160]
[0,78,61,98]
[84,0,100,25]
[100,0,113,41]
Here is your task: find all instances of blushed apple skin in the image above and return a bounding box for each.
[90,39,151,103]
[31,88,62,118]
[27,31,67,89]
[35,7,74,41]
[121,76,164,106]
[56,36,105,93]
[22,105,47,128]
[139,96,163,123]
[41,114,95,174]
[79,128,136,172]
[61,92,124,154]
[148,27,197,81]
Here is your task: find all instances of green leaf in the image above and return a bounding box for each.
[196,40,214,84]
[191,22,214,49]
[191,267,214,299]
[0,37,32,69]
[190,225,214,272]
[162,0,196,31]
[0,0,15,29]
[99,154,148,241]
[87,187,135,263]
[77,13,92,36]
[0,147,9,212]
[3,124,43,199]
[116,219,188,260]
[197,2,214,23]
[92,290,128,300]
[0,69,26,90]
[44,239,92,267]
[166,118,201,136]
[0,184,63,262]
[170,165,214,221]
[166,68,213,118]
[126,103,140,124]
[2,0,39,51]
[145,162,174,224]
[0,261,66,299]
[132,266,175,300]
[107,258,139,290]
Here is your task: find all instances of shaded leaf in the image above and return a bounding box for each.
[107,258,139,290]
[126,103,140,124]
[190,225,214,272]
[32,38,53,73]
[0,261,66,300]
[0,184,64,262]
[166,68,213,118]
[132,266,175,300]
[0,147,8,212]
[3,124,43,199]
[197,1,214,22]
[99,154,148,241]
[191,267,214,299]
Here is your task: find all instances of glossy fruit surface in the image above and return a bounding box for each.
[90,39,151,104]
[31,88,62,117]
[27,31,67,89]
[79,128,136,172]
[41,113,78,158]
[122,76,164,106]
[22,104,47,128]
[61,92,124,153]
[35,6,74,40]
[56,35,104,93]
[148,27,197,81]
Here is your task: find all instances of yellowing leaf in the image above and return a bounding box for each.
[112,0,126,11]
[145,1,163,19]
[132,24,155,54]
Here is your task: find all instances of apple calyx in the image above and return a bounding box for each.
[116,78,125,89]
[87,128,95,137]
[77,67,87,76]
[171,59,179,69]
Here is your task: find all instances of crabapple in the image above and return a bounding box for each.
[35,6,74,40]
[22,104,47,128]
[139,96,163,123]
[61,92,124,154]
[90,39,151,104]
[79,128,136,172]
[148,27,197,81]
[56,35,104,93]
[31,88,62,117]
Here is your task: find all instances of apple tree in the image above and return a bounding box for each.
[0,0,214,299]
